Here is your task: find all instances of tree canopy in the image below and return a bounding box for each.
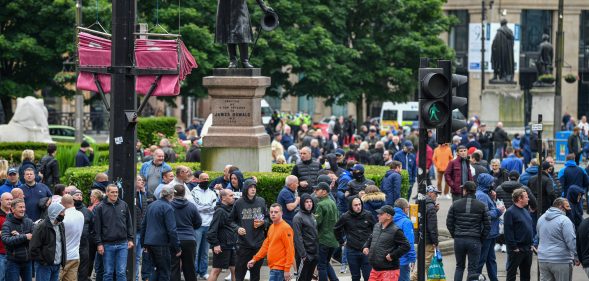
[0,0,455,122]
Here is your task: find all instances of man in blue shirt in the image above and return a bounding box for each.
[21,168,52,222]
[500,147,523,174]
[393,141,417,198]
[0,168,20,196]
[276,175,300,226]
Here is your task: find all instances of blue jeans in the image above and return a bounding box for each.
[194,226,209,277]
[135,232,142,281]
[35,263,60,281]
[454,237,481,281]
[0,254,6,281]
[318,245,339,281]
[399,264,410,281]
[346,248,370,281]
[103,242,128,281]
[477,237,498,281]
[94,252,104,281]
[269,269,284,281]
[5,260,32,281]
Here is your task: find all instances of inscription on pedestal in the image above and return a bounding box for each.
[211,98,257,126]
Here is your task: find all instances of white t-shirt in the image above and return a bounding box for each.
[63,207,84,260]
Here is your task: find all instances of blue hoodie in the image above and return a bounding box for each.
[475,174,502,238]
[394,207,416,266]
[519,165,538,186]
[566,185,584,228]
[381,170,402,207]
[558,160,589,196]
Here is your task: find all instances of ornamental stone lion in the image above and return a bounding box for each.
[0,96,53,143]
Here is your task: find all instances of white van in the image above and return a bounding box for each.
[261,99,273,125]
[379,102,419,133]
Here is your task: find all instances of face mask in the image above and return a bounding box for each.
[324,162,331,170]
[353,173,363,180]
[56,215,64,223]
[200,181,209,188]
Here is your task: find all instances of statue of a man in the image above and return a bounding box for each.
[490,19,515,82]
[215,0,272,68]
[536,34,553,75]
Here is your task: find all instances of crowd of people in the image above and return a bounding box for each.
[2,112,589,281]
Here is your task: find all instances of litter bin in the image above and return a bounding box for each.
[554,131,583,163]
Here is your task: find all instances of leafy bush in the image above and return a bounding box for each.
[137,117,177,146]
[62,162,408,205]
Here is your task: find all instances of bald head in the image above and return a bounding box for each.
[1,192,13,211]
[61,194,74,208]
[11,188,24,199]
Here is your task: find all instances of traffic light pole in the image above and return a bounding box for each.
[535,114,543,281]
[110,0,137,279]
[416,58,429,281]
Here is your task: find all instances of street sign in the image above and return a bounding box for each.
[532,123,543,131]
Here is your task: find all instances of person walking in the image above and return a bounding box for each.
[314,182,340,281]
[247,204,295,281]
[537,198,578,281]
[292,194,319,281]
[141,185,181,281]
[2,198,34,281]
[59,195,85,281]
[230,179,269,281]
[504,188,534,281]
[475,174,505,281]
[207,189,237,281]
[93,184,134,281]
[191,173,217,280]
[30,203,66,281]
[334,196,376,281]
[362,205,411,281]
[381,161,402,206]
[39,143,59,190]
[567,127,583,165]
[446,181,490,281]
[410,186,440,281]
[291,147,321,194]
[445,145,472,201]
[393,198,416,281]
[577,215,589,277]
[170,184,202,281]
[432,143,453,198]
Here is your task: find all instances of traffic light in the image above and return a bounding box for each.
[436,74,468,144]
[418,68,450,129]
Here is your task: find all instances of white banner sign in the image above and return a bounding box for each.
[468,23,520,73]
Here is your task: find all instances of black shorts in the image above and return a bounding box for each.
[212,248,235,269]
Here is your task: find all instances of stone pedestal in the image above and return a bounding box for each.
[531,86,556,137]
[201,69,272,172]
[480,84,525,132]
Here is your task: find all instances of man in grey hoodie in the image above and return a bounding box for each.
[536,198,579,280]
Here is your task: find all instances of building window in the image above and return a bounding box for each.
[581,11,589,70]
[297,96,315,115]
[521,10,552,53]
[448,10,469,69]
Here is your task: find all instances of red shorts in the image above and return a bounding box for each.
[368,269,400,281]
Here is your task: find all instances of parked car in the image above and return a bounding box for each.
[313,117,331,139]
[48,125,96,144]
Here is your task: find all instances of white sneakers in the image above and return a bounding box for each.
[224,273,231,281]
[494,244,501,252]
[501,244,507,253]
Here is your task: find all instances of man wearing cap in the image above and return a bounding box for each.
[393,141,417,197]
[0,168,21,196]
[30,202,66,281]
[447,181,490,281]
[529,161,557,214]
[75,141,94,167]
[362,205,410,281]
[229,178,269,281]
[345,164,375,198]
[410,185,440,281]
[291,147,322,195]
[314,182,340,281]
[271,133,285,163]
[185,137,201,162]
[445,145,472,201]
[366,128,379,150]
[59,194,85,281]
[141,185,181,281]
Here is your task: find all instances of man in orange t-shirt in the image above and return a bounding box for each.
[432,143,453,197]
[247,204,294,281]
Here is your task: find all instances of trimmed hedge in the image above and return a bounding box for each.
[62,162,410,205]
[0,142,109,166]
[137,117,177,146]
